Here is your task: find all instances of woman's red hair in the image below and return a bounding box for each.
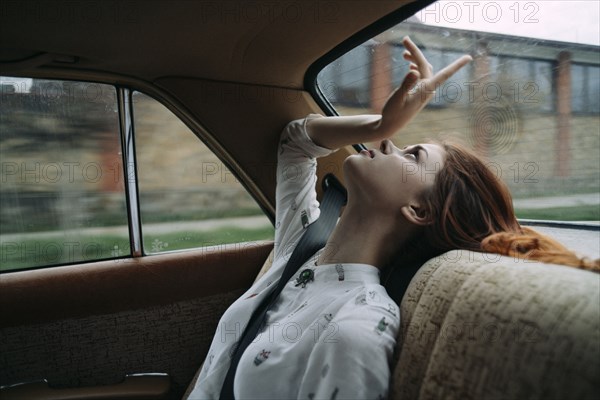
[421,142,599,272]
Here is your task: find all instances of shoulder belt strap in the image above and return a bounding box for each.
[219,174,347,400]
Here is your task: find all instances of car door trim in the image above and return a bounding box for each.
[117,87,143,257]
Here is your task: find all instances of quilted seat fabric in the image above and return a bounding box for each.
[391,250,600,400]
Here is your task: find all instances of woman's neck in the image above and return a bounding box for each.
[317,203,415,269]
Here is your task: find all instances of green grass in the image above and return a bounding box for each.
[0,235,130,272]
[140,208,265,224]
[0,226,274,272]
[515,204,599,221]
[143,226,275,253]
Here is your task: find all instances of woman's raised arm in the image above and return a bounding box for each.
[306,36,472,150]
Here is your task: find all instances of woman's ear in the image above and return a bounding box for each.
[401,203,432,226]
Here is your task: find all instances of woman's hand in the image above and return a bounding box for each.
[378,36,472,137]
[306,36,472,150]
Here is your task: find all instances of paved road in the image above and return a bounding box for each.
[513,193,599,209]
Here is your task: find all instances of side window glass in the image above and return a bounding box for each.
[0,77,129,272]
[317,3,600,222]
[133,92,274,254]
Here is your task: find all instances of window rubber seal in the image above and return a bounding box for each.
[117,87,144,257]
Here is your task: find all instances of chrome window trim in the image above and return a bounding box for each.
[118,87,143,257]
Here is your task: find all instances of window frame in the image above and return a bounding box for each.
[0,74,274,273]
[118,87,143,257]
[0,77,131,272]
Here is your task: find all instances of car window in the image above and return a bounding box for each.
[132,92,274,254]
[0,77,130,271]
[316,1,599,222]
[0,80,275,272]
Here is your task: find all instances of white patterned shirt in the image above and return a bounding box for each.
[187,114,400,400]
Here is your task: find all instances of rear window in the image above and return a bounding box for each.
[316,0,599,222]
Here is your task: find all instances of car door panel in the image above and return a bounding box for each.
[0,242,273,399]
[0,374,171,400]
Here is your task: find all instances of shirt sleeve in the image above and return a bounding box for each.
[273,113,335,262]
[296,288,400,400]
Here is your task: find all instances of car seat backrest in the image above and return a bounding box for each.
[391,250,600,399]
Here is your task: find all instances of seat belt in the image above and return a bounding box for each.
[219,173,347,400]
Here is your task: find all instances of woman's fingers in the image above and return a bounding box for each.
[402,36,433,78]
[401,36,472,92]
[430,54,473,87]
[403,50,432,71]
[399,70,420,96]
[385,69,420,109]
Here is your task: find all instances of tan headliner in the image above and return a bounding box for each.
[1,0,413,87]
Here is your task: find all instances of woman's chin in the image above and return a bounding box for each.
[342,156,365,185]
[342,154,369,174]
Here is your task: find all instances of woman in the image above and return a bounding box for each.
[186,37,597,400]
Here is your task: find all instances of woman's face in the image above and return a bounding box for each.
[343,140,445,216]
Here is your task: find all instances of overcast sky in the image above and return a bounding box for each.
[417,0,600,46]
